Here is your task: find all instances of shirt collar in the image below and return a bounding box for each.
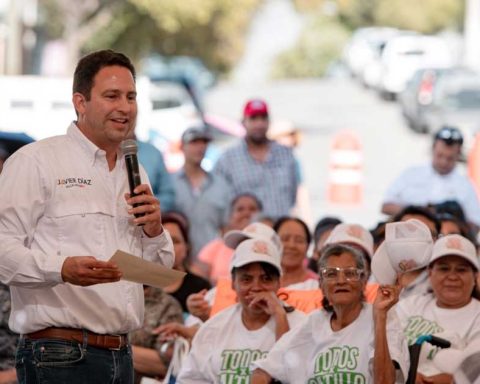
[178,167,213,183]
[67,122,122,167]
[429,163,458,178]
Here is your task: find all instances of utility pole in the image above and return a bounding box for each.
[6,0,22,74]
[464,0,480,70]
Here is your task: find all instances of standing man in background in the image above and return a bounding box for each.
[0,50,173,384]
[173,125,232,260]
[214,99,298,219]
[382,126,480,231]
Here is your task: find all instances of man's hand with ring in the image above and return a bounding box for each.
[125,184,163,237]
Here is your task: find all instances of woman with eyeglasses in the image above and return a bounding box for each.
[251,244,409,384]
[395,234,480,384]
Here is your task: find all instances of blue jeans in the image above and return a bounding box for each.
[15,336,134,384]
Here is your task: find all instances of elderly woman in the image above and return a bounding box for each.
[395,234,480,384]
[252,244,409,384]
[177,238,305,383]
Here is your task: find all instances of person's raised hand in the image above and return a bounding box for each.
[186,289,211,321]
[247,291,284,316]
[373,284,400,315]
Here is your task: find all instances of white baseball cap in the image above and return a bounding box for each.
[430,234,479,271]
[371,219,434,285]
[224,222,283,253]
[324,223,374,258]
[230,238,282,275]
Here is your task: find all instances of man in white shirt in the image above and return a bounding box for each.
[382,126,480,229]
[0,50,174,384]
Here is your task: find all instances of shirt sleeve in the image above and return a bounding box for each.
[290,152,299,207]
[253,323,304,383]
[383,171,407,205]
[176,325,215,383]
[460,180,480,226]
[140,228,174,268]
[0,152,67,287]
[197,241,217,265]
[213,153,232,184]
[138,166,174,268]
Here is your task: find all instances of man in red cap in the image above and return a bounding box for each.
[214,99,298,219]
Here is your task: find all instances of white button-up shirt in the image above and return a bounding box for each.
[0,123,174,334]
[383,163,480,226]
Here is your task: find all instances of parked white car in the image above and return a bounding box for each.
[378,35,454,99]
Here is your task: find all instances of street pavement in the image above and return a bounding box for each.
[205,77,436,229]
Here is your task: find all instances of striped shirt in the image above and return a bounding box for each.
[214,140,298,219]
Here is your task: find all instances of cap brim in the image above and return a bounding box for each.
[224,231,252,249]
[371,241,397,285]
[230,254,282,276]
[430,250,480,271]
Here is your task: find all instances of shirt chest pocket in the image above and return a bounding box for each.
[44,195,114,260]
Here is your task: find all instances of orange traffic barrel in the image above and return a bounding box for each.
[468,132,480,198]
[327,130,363,205]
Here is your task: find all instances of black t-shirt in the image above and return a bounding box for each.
[170,272,211,313]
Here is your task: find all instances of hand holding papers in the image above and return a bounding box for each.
[110,250,185,289]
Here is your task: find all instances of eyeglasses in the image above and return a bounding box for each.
[320,267,364,282]
[435,127,463,145]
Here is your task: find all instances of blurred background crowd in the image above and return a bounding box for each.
[1,0,480,383]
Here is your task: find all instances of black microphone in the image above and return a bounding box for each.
[120,139,144,220]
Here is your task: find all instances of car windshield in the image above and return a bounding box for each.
[439,88,480,109]
[150,81,192,110]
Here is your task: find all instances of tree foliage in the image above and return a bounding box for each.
[272,16,350,78]
[37,0,259,74]
[292,0,464,33]
[336,0,463,33]
[373,0,463,34]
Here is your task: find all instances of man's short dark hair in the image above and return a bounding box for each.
[73,50,136,100]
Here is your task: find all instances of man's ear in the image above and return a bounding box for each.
[72,93,86,116]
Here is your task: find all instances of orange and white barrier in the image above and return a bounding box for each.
[468,132,480,199]
[327,130,363,205]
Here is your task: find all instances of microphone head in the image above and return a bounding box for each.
[120,139,138,156]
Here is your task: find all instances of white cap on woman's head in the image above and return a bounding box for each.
[224,222,283,253]
[230,238,282,275]
[430,234,479,271]
[371,219,434,285]
[324,223,374,258]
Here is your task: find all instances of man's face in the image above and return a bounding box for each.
[243,114,269,144]
[432,140,461,175]
[182,139,208,166]
[73,65,137,150]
